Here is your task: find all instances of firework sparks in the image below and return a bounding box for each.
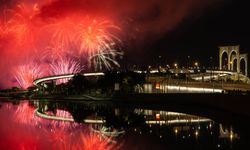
[0,1,124,88]
[14,63,44,89]
[90,49,123,71]
[6,3,39,46]
[0,21,4,39]
[15,101,36,124]
[44,18,76,51]
[50,56,83,84]
[48,125,72,150]
[43,44,67,61]
[0,101,125,150]
[0,10,9,39]
[75,17,122,70]
[78,131,121,150]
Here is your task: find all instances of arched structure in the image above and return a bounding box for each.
[240,54,248,75]
[219,45,248,76]
[231,55,237,71]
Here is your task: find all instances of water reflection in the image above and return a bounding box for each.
[0,99,245,150]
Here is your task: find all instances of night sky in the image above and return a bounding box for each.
[125,0,250,67]
[0,0,249,88]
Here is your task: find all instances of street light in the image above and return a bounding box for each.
[174,63,178,77]
[194,62,199,68]
[174,63,178,68]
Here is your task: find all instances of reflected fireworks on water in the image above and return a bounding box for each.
[15,102,35,124]
[0,101,122,149]
[77,131,121,150]
[47,124,73,150]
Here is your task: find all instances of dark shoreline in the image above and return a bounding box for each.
[2,93,250,121]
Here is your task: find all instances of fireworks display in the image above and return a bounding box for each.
[14,63,44,89]
[50,56,83,84]
[6,3,39,47]
[0,1,123,89]
[0,0,221,89]
[46,19,75,49]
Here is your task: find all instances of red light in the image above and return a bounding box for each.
[155,83,160,89]
[155,114,160,120]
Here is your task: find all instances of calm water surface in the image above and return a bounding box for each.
[0,99,247,150]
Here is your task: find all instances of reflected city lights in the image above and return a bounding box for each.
[0,100,243,149]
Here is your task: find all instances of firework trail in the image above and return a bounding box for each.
[50,56,83,84]
[0,101,124,149]
[49,109,79,130]
[14,63,44,89]
[90,49,124,71]
[15,101,37,125]
[75,17,122,71]
[43,18,76,51]
[77,131,121,150]
[0,1,124,88]
[43,43,68,61]
[47,124,73,150]
[0,21,4,39]
[6,3,39,47]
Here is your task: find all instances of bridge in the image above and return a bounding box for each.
[34,108,105,124]
[34,108,211,125]
[30,72,250,141]
[32,69,250,95]
[33,72,105,86]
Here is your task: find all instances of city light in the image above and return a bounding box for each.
[195,130,199,137]
[174,63,178,68]
[194,62,199,67]
[155,113,160,120]
[174,128,178,134]
[155,83,160,89]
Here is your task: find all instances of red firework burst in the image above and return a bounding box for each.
[74,17,122,70]
[44,18,76,51]
[0,0,124,88]
[75,17,121,56]
[14,63,44,89]
[6,3,39,47]
[0,21,4,39]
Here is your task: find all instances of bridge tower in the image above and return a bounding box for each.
[219,45,248,76]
